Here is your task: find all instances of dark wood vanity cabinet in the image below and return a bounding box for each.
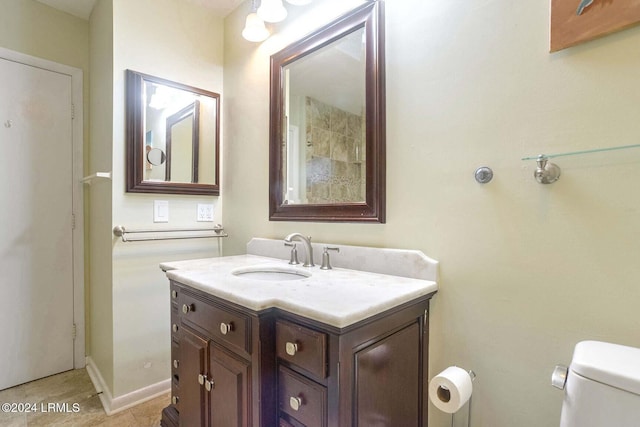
[162,281,433,427]
[162,282,276,427]
[276,301,431,427]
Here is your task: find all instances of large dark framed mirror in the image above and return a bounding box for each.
[269,1,385,222]
[126,70,220,195]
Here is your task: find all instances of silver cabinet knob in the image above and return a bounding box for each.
[173,359,179,369]
[285,342,298,356]
[198,374,214,391]
[172,395,179,405]
[171,290,178,299]
[552,365,569,390]
[172,324,179,333]
[289,396,302,411]
[182,303,194,314]
[220,322,233,335]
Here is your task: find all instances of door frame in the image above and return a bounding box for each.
[0,47,85,369]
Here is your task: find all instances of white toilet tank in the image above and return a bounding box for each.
[559,340,640,427]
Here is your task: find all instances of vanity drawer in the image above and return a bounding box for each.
[276,320,327,379]
[278,366,326,427]
[170,284,179,305]
[171,313,180,342]
[170,284,180,342]
[279,419,296,427]
[171,383,180,412]
[179,293,250,355]
[171,340,180,383]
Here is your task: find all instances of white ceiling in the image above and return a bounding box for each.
[36,0,244,20]
[36,0,97,20]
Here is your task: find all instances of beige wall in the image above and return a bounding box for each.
[109,0,224,397]
[0,0,88,71]
[88,0,115,393]
[223,1,640,426]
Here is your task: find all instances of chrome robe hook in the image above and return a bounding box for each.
[534,155,561,184]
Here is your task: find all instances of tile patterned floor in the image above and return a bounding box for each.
[0,369,169,426]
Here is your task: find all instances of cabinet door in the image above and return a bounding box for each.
[208,342,251,427]
[180,328,209,427]
[354,323,421,427]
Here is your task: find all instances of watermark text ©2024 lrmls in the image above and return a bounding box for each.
[1,402,81,413]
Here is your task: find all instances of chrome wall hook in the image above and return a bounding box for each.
[534,155,561,184]
[474,167,493,184]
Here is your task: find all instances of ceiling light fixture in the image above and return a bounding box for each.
[242,0,270,42]
[242,0,314,43]
[257,0,287,23]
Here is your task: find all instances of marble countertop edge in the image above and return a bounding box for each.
[162,243,438,328]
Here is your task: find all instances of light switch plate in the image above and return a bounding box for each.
[197,203,214,222]
[154,200,169,223]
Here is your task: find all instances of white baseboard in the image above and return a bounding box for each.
[85,356,170,415]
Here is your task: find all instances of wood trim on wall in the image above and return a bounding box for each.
[550,0,640,52]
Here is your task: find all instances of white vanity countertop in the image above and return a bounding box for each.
[161,254,438,329]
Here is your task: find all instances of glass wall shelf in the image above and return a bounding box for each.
[522,143,640,161]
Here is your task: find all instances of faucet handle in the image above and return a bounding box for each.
[284,242,300,265]
[320,247,340,270]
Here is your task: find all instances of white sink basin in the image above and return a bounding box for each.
[231,265,311,281]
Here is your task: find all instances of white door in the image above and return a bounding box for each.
[0,57,75,390]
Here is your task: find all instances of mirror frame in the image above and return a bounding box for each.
[126,70,220,196]
[269,1,386,222]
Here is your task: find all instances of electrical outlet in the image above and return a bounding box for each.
[197,204,214,222]
[154,200,169,223]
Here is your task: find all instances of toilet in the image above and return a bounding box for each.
[555,340,640,427]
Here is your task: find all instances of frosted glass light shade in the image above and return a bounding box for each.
[257,0,287,23]
[242,12,269,42]
[285,0,312,4]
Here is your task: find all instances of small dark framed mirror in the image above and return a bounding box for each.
[269,1,385,222]
[126,70,220,195]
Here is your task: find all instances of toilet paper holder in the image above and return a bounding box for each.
[455,370,476,427]
[436,370,476,403]
[431,369,476,427]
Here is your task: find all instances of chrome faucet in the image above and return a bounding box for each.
[283,233,314,267]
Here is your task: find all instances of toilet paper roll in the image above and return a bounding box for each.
[428,366,473,414]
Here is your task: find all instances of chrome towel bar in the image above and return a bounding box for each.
[113,224,228,242]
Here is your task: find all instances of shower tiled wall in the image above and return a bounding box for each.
[305,97,365,203]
